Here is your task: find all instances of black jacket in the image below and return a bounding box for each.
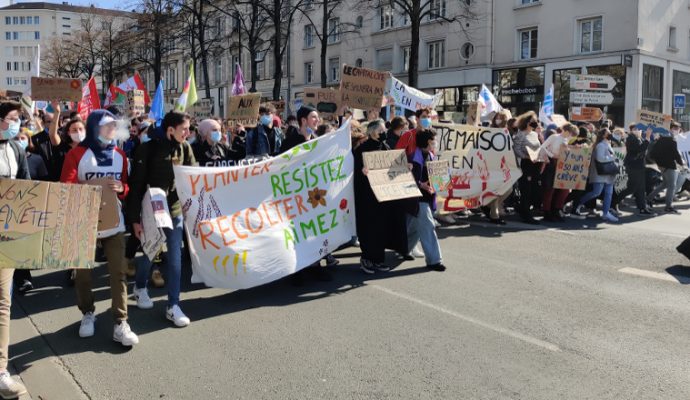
[623,134,649,170]
[649,136,684,170]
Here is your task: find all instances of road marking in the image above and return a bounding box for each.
[370,284,561,353]
[546,228,576,236]
[618,267,690,284]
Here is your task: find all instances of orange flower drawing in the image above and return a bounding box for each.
[307,187,327,208]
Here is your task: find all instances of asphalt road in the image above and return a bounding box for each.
[8,198,690,400]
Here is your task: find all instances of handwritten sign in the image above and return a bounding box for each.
[339,65,387,110]
[549,114,568,127]
[127,90,145,116]
[303,87,341,117]
[88,178,120,232]
[553,146,592,190]
[571,106,603,122]
[637,109,672,132]
[389,76,441,112]
[612,147,628,194]
[227,92,261,126]
[362,149,421,202]
[427,160,451,193]
[0,179,100,269]
[31,77,82,102]
[190,98,213,118]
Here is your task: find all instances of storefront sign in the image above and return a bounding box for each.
[499,87,542,96]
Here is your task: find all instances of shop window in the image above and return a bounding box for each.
[642,64,663,112]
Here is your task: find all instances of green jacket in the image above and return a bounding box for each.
[127,136,196,224]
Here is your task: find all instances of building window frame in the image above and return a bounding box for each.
[427,40,445,70]
[578,16,603,54]
[518,27,538,60]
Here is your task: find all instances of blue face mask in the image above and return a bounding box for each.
[97,135,112,145]
[260,115,273,126]
[140,133,150,143]
[1,121,20,140]
[187,136,196,145]
[17,139,28,150]
[419,118,432,129]
[306,127,315,136]
[210,131,222,143]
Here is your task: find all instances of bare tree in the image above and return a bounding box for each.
[70,16,103,79]
[42,37,85,78]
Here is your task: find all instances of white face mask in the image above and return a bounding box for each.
[70,131,86,143]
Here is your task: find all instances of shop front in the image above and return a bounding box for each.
[433,85,480,123]
[672,70,690,130]
[492,66,544,117]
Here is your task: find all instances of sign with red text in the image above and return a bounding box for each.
[174,121,355,289]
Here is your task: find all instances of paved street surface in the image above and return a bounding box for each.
[8,199,690,400]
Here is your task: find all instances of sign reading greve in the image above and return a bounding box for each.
[31,77,82,102]
[553,146,592,191]
[173,122,355,290]
[303,88,341,117]
[339,65,387,110]
[227,92,261,127]
[362,149,422,202]
[434,124,521,211]
[0,179,101,269]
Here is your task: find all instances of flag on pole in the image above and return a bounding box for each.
[175,63,198,112]
[149,80,165,124]
[78,76,101,120]
[104,84,127,107]
[118,72,151,104]
[478,84,502,117]
[539,84,554,125]
[231,62,246,96]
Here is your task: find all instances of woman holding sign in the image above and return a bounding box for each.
[513,111,543,225]
[572,129,619,222]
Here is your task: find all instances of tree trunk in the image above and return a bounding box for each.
[408,0,420,88]
[320,0,328,87]
[271,0,283,100]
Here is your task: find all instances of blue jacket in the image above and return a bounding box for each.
[245,124,283,157]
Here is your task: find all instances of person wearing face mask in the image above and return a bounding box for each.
[395,108,433,156]
[196,119,234,167]
[646,121,686,213]
[513,111,543,224]
[572,129,619,222]
[30,105,57,180]
[280,106,319,153]
[538,123,579,222]
[385,116,408,150]
[128,111,196,328]
[613,124,653,215]
[60,110,140,347]
[246,104,284,158]
[50,118,86,184]
[0,101,30,399]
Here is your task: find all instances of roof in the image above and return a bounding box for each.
[0,2,134,17]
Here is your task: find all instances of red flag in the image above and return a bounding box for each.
[118,72,151,105]
[77,77,101,120]
[104,83,127,107]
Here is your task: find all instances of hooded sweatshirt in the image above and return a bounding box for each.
[60,110,129,238]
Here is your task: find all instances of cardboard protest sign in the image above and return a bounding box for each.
[270,100,285,117]
[127,90,145,116]
[434,124,521,211]
[0,179,100,269]
[612,147,628,194]
[389,76,442,112]
[227,92,261,127]
[362,150,422,202]
[549,114,568,127]
[31,77,82,102]
[339,65,387,110]
[174,122,356,290]
[571,106,603,122]
[140,188,166,261]
[636,109,672,134]
[190,98,213,118]
[427,160,451,193]
[466,102,481,126]
[88,178,120,232]
[553,146,592,191]
[303,87,341,117]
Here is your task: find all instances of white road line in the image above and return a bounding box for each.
[370,284,561,353]
[618,267,690,284]
[546,228,577,236]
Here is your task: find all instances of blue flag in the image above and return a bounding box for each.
[148,80,165,125]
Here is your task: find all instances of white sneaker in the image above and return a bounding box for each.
[0,371,27,399]
[113,321,139,347]
[133,288,154,309]
[602,212,619,223]
[411,245,424,258]
[79,312,96,338]
[166,305,190,327]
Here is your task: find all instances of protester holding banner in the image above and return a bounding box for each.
[128,111,196,327]
[572,129,619,222]
[195,119,237,167]
[0,100,30,398]
[540,123,578,222]
[354,120,408,273]
[513,111,543,224]
[60,109,140,347]
[647,122,686,214]
[245,104,283,158]
[616,125,653,215]
[395,108,432,156]
[385,116,408,150]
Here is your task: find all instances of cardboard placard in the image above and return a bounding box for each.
[571,106,603,122]
[553,146,592,191]
[339,65,387,110]
[362,149,422,202]
[88,178,120,232]
[612,147,628,194]
[31,77,82,102]
[427,160,451,193]
[549,114,568,127]
[0,179,100,269]
[466,101,481,126]
[269,100,285,116]
[190,98,213,118]
[127,90,145,116]
[227,92,261,127]
[303,87,341,117]
[636,109,672,131]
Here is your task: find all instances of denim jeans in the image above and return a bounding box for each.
[407,202,442,266]
[648,168,679,207]
[136,215,184,307]
[578,183,614,215]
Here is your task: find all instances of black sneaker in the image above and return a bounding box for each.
[375,263,391,272]
[665,207,680,214]
[639,208,655,215]
[427,263,446,272]
[312,267,333,281]
[360,259,376,274]
[17,280,33,294]
[401,254,415,261]
[325,254,340,267]
[489,218,507,225]
[570,205,586,219]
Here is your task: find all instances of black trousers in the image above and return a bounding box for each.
[616,167,646,210]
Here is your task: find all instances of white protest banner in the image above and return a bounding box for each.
[174,122,355,290]
[389,76,441,112]
[140,188,167,261]
[612,147,628,194]
[362,149,422,202]
[678,133,690,166]
[434,124,521,211]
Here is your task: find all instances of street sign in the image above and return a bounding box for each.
[570,74,617,91]
[571,106,604,122]
[674,94,686,109]
[569,91,614,105]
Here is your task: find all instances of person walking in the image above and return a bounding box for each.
[647,122,686,214]
[572,129,619,222]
